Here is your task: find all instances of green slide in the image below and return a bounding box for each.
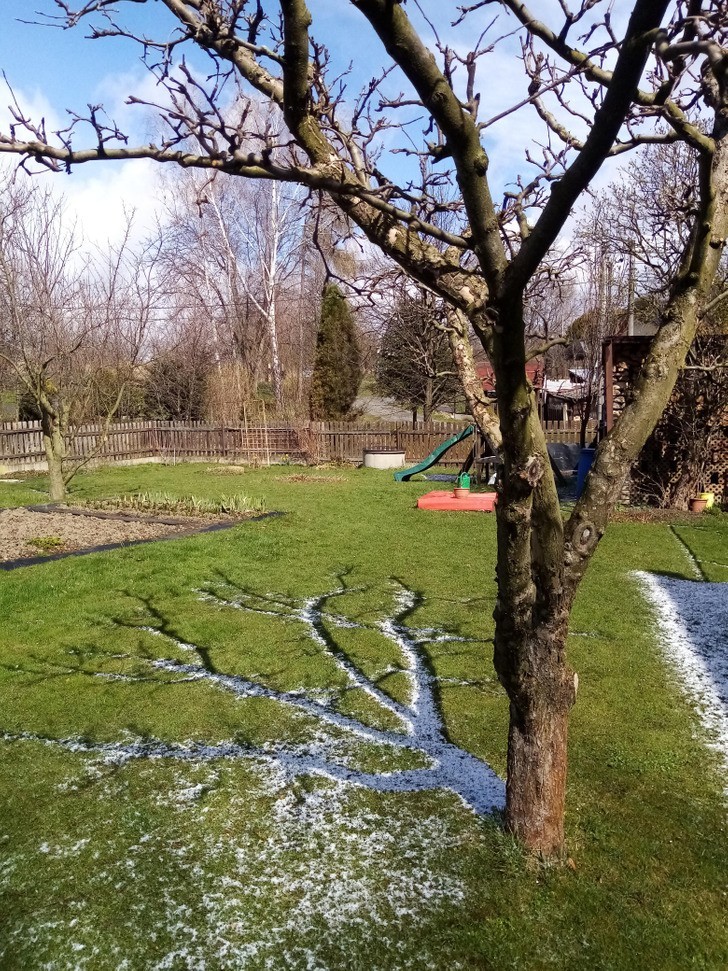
[394,425,474,481]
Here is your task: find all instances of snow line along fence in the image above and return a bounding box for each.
[0,419,596,472]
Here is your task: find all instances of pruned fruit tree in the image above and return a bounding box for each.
[1,0,726,855]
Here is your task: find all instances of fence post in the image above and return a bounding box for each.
[0,416,605,470]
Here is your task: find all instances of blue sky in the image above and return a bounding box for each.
[1,1,178,240]
[0,1,632,243]
[2,0,159,121]
[0,3,394,241]
[2,1,414,148]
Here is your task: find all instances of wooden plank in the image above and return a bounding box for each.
[0,417,600,467]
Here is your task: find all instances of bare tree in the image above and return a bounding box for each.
[2,1,727,856]
[589,139,710,299]
[0,176,154,500]
[584,139,728,499]
[558,220,631,446]
[202,169,305,408]
[633,287,728,506]
[376,284,460,424]
[142,310,216,421]
[155,114,311,411]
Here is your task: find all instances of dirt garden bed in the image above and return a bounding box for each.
[609,506,721,524]
[0,505,267,569]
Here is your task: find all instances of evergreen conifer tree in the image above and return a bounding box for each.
[309,284,361,420]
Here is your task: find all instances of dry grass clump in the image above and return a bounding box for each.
[274,473,347,484]
[79,492,266,517]
[206,465,249,475]
[27,536,66,553]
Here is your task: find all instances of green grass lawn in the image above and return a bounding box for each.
[1,465,726,970]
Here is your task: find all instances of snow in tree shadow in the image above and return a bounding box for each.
[3,575,505,816]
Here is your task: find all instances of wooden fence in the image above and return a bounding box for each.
[0,418,596,472]
[311,420,596,462]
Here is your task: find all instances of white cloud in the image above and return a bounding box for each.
[0,78,166,247]
[61,159,161,247]
[0,83,66,143]
[91,65,173,144]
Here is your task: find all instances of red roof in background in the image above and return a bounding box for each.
[476,361,543,394]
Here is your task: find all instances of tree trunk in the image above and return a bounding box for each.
[489,289,577,854]
[297,301,306,404]
[41,413,66,502]
[267,310,284,409]
[668,457,702,509]
[503,655,572,854]
[423,376,434,424]
[46,454,65,502]
[579,391,593,449]
[495,603,576,853]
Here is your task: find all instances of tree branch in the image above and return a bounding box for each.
[505,1,672,298]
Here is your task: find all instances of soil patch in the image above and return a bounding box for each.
[0,505,266,569]
[610,507,717,524]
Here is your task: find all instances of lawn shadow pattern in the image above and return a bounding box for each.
[3,577,505,816]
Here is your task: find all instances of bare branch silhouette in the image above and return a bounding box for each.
[2,579,505,816]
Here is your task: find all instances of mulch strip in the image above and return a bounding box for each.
[27,503,215,526]
[0,505,283,572]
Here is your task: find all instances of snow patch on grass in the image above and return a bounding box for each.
[38,838,90,858]
[1,761,472,969]
[635,571,728,791]
[0,579,497,967]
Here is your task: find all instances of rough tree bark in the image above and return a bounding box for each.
[41,406,67,503]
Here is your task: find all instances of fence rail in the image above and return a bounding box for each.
[0,418,597,471]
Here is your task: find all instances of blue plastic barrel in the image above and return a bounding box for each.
[575,448,596,498]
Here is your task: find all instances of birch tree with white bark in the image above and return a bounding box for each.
[157,125,310,410]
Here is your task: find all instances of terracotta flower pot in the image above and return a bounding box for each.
[689,497,708,513]
[453,487,470,499]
